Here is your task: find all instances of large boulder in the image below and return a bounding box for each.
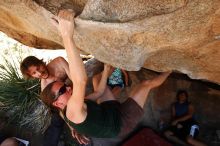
[0,0,219,84]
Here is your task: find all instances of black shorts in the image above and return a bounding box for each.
[168,119,199,140]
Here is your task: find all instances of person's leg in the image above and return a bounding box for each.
[129,71,171,108]
[164,130,188,146]
[186,136,207,146]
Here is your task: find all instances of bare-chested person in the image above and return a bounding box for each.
[20,56,71,91]
[20,56,89,145]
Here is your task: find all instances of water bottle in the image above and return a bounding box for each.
[189,125,199,138]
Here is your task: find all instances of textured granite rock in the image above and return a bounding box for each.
[0,0,219,84]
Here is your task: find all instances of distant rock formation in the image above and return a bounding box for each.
[0,0,219,84]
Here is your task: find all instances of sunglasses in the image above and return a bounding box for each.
[54,84,67,101]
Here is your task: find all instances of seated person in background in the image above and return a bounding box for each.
[41,9,171,138]
[164,90,206,146]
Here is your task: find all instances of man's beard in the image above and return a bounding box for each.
[41,70,49,79]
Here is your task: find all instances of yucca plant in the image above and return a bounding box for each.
[0,56,51,133]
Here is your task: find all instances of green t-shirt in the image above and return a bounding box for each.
[64,100,122,138]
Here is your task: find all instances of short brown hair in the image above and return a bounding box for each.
[20,56,45,79]
[176,90,189,102]
[40,81,58,108]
